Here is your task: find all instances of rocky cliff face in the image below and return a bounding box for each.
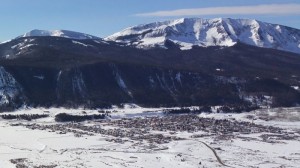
[0,66,24,110]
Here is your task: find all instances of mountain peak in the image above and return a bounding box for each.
[21,29,101,40]
[106,18,300,54]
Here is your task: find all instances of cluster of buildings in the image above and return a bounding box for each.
[15,114,294,145]
[108,115,283,135]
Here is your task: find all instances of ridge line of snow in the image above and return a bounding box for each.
[105,18,300,54]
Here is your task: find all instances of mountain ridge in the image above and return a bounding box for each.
[20,29,101,40]
[105,18,300,54]
[1,18,300,54]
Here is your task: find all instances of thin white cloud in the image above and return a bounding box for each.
[135,4,300,17]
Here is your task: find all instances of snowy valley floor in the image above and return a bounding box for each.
[0,106,300,168]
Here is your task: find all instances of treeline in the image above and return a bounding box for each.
[216,105,258,113]
[0,114,49,121]
[164,104,258,114]
[55,113,106,122]
[164,106,212,114]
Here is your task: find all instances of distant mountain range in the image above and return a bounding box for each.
[0,18,300,111]
[4,18,299,54]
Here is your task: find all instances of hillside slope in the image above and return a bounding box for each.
[0,36,300,110]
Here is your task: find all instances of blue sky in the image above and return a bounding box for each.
[0,0,300,42]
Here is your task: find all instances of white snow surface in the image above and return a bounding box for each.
[106,18,300,54]
[21,29,100,40]
[0,105,300,167]
[72,40,90,47]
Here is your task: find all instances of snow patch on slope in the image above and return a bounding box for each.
[72,69,87,98]
[72,40,91,47]
[111,64,133,98]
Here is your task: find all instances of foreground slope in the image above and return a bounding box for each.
[0,107,300,167]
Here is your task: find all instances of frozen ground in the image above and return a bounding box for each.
[0,106,300,168]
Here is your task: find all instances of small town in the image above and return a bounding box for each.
[13,113,298,146]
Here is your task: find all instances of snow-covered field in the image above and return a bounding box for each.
[0,106,300,168]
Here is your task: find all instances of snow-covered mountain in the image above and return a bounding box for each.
[106,18,300,54]
[20,29,100,40]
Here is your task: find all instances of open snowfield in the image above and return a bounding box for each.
[0,106,300,168]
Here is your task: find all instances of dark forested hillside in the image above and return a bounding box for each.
[0,36,300,111]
